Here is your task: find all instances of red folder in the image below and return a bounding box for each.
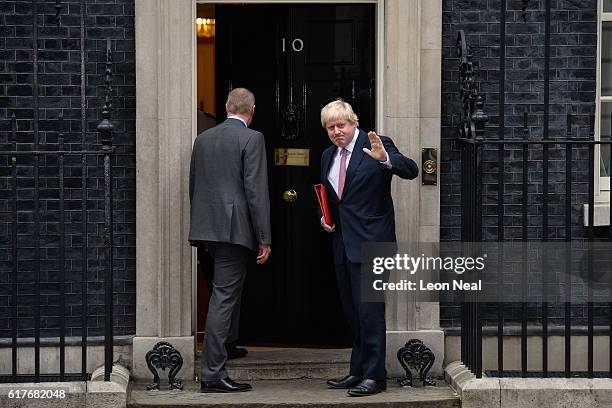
[314,183,333,226]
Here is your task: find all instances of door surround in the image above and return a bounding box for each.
[192,0,383,341]
[133,0,442,380]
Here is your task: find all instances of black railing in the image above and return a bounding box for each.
[458,125,612,379]
[0,25,115,381]
[456,0,612,379]
[0,115,114,383]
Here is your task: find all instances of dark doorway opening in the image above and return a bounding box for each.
[196,3,376,347]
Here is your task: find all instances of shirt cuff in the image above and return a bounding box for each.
[379,154,392,169]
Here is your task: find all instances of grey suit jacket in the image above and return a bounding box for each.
[189,118,272,252]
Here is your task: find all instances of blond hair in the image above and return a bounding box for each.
[225,88,255,115]
[320,100,359,128]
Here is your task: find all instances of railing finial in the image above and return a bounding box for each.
[97,38,114,148]
[472,93,488,141]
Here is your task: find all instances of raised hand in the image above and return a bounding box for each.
[363,131,388,161]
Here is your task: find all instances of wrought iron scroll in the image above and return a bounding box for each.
[456,30,488,140]
[55,0,63,28]
[397,339,436,387]
[145,342,184,391]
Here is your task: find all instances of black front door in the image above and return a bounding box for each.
[215,4,375,345]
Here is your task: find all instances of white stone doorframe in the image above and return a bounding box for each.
[133,0,442,381]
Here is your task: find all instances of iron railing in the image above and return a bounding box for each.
[456,0,612,379]
[0,113,114,383]
[458,125,612,378]
[0,3,115,380]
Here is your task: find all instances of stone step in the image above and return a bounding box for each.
[128,379,460,408]
[197,348,351,381]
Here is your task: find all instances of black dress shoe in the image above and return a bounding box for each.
[326,374,362,389]
[200,377,252,393]
[347,379,386,397]
[226,343,248,360]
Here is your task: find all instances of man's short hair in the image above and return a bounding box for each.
[320,99,359,128]
[226,88,255,115]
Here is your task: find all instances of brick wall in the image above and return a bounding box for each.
[441,0,600,327]
[0,0,604,337]
[0,0,135,338]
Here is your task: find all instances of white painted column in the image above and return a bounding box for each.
[383,0,443,377]
[133,0,195,380]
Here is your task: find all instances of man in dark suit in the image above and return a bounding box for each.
[196,107,247,361]
[319,100,418,397]
[189,88,272,393]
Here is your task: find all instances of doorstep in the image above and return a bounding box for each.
[127,378,460,408]
[196,348,351,381]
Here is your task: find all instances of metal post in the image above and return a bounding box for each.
[587,121,595,378]
[496,1,507,375]
[565,113,572,378]
[59,112,66,381]
[32,0,41,383]
[521,112,529,377]
[98,38,115,382]
[11,113,17,383]
[541,0,552,377]
[80,0,88,380]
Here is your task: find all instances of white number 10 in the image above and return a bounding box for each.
[282,38,304,52]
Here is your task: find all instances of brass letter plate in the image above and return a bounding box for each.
[274,148,310,167]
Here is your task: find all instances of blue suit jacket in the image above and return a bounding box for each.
[320,129,419,264]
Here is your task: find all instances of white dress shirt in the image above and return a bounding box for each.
[327,128,392,196]
[227,115,248,127]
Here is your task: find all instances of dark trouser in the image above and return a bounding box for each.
[201,253,241,345]
[201,242,250,381]
[335,255,387,381]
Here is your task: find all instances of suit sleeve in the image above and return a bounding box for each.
[243,132,272,245]
[380,136,419,180]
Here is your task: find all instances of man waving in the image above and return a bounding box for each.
[319,100,418,397]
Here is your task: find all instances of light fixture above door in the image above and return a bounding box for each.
[196,18,215,38]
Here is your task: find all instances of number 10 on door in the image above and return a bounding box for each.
[282,38,304,52]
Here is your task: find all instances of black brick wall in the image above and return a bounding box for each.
[441,0,600,328]
[0,0,604,338]
[0,0,135,339]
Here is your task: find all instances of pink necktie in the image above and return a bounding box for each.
[337,148,348,199]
